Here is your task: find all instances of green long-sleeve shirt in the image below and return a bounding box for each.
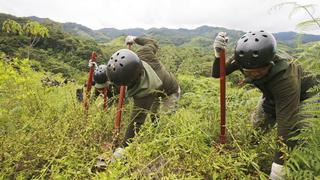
[212,54,318,163]
[121,37,180,147]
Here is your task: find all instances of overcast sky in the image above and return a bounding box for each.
[0,0,319,34]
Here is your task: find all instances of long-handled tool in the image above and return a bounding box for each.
[219,49,226,144]
[84,51,97,114]
[115,86,125,133]
[114,44,131,135]
[102,87,108,111]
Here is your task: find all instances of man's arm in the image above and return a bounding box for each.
[212,55,240,78]
[134,37,159,54]
[128,36,162,70]
[211,32,239,78]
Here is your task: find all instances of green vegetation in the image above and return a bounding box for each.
[0,14,319,179]
[2,19,49,59]
[271,2,320,30]
[0,15,108,78]
[0,57,270,179]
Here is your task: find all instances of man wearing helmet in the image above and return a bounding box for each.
[77,63,118,106]
[92,64,117,103]
[106,36,180,161]
[212,31,318,180]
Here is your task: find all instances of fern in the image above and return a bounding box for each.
[270,2,320,30]
[285,87,320,179]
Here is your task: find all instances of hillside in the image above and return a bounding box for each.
[0,12,320,179]
[29,16,111,43]
[62,22,111,43]
[0,47,319,178]
[274,31,320,45]
[0,13,109,78]
[1,12,317,79]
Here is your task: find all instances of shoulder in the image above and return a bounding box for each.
[269,67,300,98]
[273,52,293,62]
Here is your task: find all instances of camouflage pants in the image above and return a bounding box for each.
[250,95,315,131]
[122,87,181,147]
[250,97,276,131]
[162,86,181,114]
[250,95,317,164]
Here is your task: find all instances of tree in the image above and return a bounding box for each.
[23,21,49,59]
[270,2,320,31]
[2,19,49,59]
[2,19,23,35]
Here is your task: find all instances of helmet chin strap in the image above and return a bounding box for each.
[240,61,274,70]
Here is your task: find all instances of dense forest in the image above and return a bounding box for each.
[0,13,319,179]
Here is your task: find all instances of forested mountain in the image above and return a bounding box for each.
[273,31,320,44]
[62,22,111,43]
[1,12,319,78]
[29,16,110,42]
[0,13,108,78]
[3,13,320,48]
[26,14,320,46]
[97,26,320,46]
[76,24,320,46]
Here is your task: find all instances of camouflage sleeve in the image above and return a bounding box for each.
[212,55,240,78]
[134,37,159,54]
[135,37,162,70]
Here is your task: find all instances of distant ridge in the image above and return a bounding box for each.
[0,13,319,45]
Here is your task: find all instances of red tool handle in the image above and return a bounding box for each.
[103,87,108,111]
[84,51,97,112]
[219,49,226,144]
[114,44,131,132]
[115,86,125,132]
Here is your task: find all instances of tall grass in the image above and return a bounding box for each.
[1,41,319,179]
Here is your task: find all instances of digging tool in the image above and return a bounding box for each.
[220,49,226,144]
[103,87,108,111]
[114,44,131,135]
[96,87,109,111]
[84,51,97,113]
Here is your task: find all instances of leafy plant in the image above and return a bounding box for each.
[270,2,320,30]
[2,19,49,59]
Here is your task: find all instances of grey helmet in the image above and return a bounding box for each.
[235,30,276,69]
[106,49,143,86]
[94,65,108,84]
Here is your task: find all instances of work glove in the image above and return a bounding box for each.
[213,32,229,58]
[125,35,137,45]
[269,162,285,180]
[110,147,125,162]
[88,59,97,68]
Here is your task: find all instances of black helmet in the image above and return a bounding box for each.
[106,49,143,86]
[235,30,276,69]
[94,65,108,84]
